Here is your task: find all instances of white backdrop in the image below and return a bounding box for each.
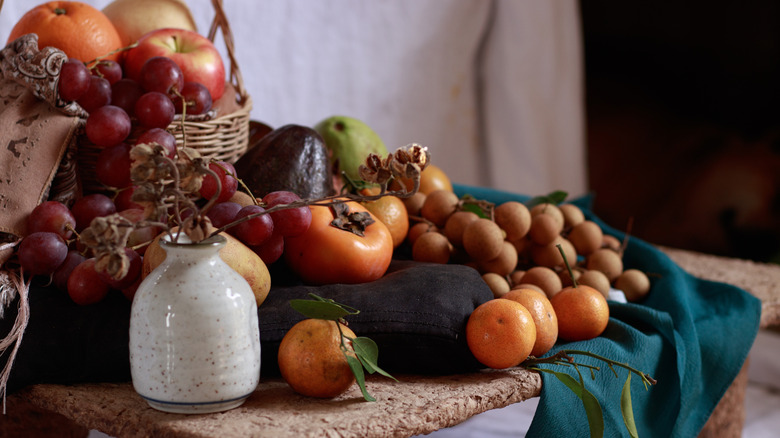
[1,0,587,197]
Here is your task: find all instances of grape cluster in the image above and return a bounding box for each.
[16,55,315,306]
[405,190,652,302]
[207,190,313,265]
[58,56,213,192]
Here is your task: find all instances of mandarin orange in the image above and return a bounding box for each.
[503,288,558,357]
[277,319,357,398]
[466,298,536,369]
[8,1,124,63]
[550,284,609,342]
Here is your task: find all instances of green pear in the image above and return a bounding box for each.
[315,116,389,183]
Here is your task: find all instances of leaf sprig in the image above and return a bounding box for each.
[289,293,397,401]
[524,349,657,438]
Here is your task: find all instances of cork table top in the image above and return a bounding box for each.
[8,247,780,438]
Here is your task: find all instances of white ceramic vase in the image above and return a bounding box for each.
[129,233,261,414]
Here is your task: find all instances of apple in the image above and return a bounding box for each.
[102,0,198,47]
[123,28,225,100]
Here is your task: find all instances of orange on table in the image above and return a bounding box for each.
[466,298,536,369]
[360,187,409,248]
[7,1,124,63]
[550,284,609,342]
[277,318,357,398]
[503,288,558,357]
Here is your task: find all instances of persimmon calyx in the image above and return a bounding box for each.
[329,202,375,237]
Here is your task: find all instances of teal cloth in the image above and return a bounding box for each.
[453,184,762,437]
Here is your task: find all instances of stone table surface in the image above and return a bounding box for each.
[7,246,780,437]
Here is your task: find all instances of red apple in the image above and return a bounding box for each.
[123,28,225,100]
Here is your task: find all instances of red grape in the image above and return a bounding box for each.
[96,143,132,188]
[71,193,117,231]
[136,128,177,158]
[135,91,175,129]
[251,232,284,265]
[67,258,110,305]
[77,75,112,113]
[27,200,76,239]
[98,247,142,290]
[53,250,86,292]
[111,78,144,117]
[115,186,144,211]
[263,191,312,237]
[172,81,212,115]
[18,232,68,276]
[58,59,91,102]
[231,205,274,246]
[139,56,184,95]
[92,59,122,85]
[85,105,131,147]
[206,202,242,228]
[199,161,238,203]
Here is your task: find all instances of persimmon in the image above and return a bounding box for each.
[8,2,123,63]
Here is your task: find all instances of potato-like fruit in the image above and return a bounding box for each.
[586,248,624,283]
[494,201,531,241]
[463,218,504,261]
[421,190,459,228]
[143,228,271,306]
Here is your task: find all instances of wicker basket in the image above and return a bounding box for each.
[76,0,252,194]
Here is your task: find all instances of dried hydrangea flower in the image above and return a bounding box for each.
[358,153,393,185]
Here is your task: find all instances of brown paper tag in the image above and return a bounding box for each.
[0,80,80,240]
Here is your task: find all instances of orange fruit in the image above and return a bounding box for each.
[466,298,536,369]
[549,284,609,342]
[503,288,558,357]
[360,188,409,248]
[7,1,123,63]
[277,319,357,398]
[391,164,453,195]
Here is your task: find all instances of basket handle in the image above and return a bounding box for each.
[207,0,248,105]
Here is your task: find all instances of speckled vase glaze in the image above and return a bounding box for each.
[129,233,261,414]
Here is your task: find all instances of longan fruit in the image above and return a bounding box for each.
[602,234,621,252]
[444,210,479,248]
[578,269,611,298]
[530,203,565,230]
[420,190,459,227]
[510,236,533,264]
[568,220,604,256]
[520,266,563,298]
[403,192,426,217]
[559,203,585,229]
[614,269,651,302]
[510,283,545,295]
[412,231,452,264]
[494,201,532,241]
[509,269,526,287]
[531,237,577,269]
[462,218,504,261]
[478,241,518,277]
[482,272,510,298]
[559,266,583,288]
[586,248,623,282]
[407,221,436,246]
[529,213,562,246]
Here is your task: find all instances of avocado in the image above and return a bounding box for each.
[314,115,389,183]
[233,124,334,199]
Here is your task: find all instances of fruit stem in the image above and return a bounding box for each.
[556,243,578,288]
[524,349,657,389]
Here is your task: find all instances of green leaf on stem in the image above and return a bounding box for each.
[345,354,375,402]
[352,337,398,381]
[289,293,360,320]
[526,190,568,207]
[621,373,639,438]
[536,367,604,438]
[460,194,490,219]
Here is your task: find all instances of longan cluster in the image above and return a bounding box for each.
[403,190,651,303]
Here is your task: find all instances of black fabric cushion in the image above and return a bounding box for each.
[0,259,493,394]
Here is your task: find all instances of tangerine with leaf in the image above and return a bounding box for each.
[466,298,536,369]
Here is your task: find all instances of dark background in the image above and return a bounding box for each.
[581,1,780,263]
